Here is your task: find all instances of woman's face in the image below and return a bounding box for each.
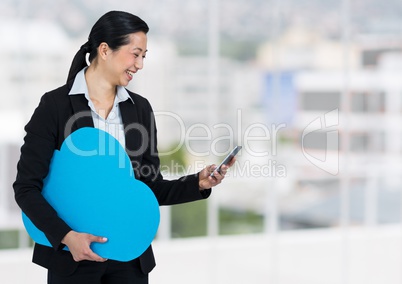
[104,32,148,87]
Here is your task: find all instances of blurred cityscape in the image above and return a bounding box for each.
[0,0,402,283]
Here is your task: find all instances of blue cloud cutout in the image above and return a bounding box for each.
[22,127,160,262]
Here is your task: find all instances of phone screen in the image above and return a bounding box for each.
[210,146,242,177]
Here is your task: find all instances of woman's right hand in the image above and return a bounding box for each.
[61,230,108,262]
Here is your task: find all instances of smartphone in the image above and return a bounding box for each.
[210,146,242,177]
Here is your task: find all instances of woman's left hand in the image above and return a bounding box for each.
[198,157,236,190]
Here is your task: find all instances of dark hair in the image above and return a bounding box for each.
[67,11,149,83]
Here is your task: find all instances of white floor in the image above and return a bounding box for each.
[0,226,401,284]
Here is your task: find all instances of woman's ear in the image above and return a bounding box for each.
[98,42,110,60]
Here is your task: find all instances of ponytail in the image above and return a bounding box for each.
[66,41,91,83]
[66,11,149,83]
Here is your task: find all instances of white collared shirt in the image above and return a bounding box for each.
[68,68,134,148]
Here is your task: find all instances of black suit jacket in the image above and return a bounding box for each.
[13,81,211,276]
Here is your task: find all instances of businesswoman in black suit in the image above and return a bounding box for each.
[13,11,234,284]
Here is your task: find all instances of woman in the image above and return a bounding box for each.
[13,11,234,284]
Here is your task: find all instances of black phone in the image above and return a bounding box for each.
[210,146,242,177]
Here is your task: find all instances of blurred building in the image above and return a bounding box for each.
[257,26,402,228]
[1,20,75,111]
[0,20,75,229]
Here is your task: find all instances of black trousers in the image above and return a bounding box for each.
[47,259,148,284]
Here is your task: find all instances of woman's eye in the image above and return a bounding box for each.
[133,53,146,59]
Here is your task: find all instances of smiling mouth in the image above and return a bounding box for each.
[126,70,135,77]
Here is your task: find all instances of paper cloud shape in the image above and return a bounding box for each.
[22,127,160,261]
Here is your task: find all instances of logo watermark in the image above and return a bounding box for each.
[62,108,340,178]
[301,109,339,175]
